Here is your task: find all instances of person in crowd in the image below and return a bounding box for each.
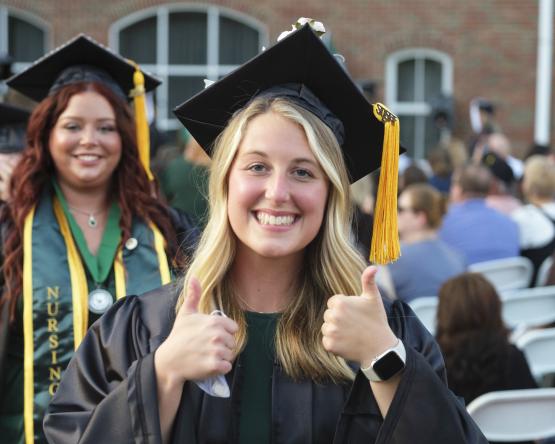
[427,148,454,194]
[439,164,519,265]
[43,21,487,444]
[472,132,523,181]
[511,155,555,285]
[0,103,29,202]
[385,183,465,302]
[399,162,429,192]
[436,273,537,444]
[481,151,522,215]
[160,130,210,226]
[350,173,374,255]
[0,35,198,444]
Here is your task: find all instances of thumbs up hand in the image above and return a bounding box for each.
[155,277,239,384]
[321,266,398,368]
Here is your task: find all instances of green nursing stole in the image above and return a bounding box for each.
[22,192,170,444]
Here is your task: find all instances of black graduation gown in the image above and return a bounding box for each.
[43,284,487,444]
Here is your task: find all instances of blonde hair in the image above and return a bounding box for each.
[178,96,367,383]
[523,155,555,200]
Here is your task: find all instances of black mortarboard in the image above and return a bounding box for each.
[0,102,30,153]
[174,24,402,184]
[174,23,402,264]
[6,34,160,102]
[482,151,514,186]
[6,34,160,180]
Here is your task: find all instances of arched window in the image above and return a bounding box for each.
[111,5,267,130]
[0,7,49,70]
[385,49,453,159]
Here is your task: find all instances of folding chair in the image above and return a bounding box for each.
[408,296,438,335]
[469,257,533,292]
[515,327,555,383]
[500,286,555,340]
[467,388,555,442]
[535,255,554,287]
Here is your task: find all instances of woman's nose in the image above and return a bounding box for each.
[265,173,290,203]
[80,126,99,146]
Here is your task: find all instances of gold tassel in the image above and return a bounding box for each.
[129,62,154,181]
[369,103,401,265]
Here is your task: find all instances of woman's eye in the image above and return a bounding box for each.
[293,168,313,179]
[99,125,116,133]
[64,123,80,131]
[247,163,267,173]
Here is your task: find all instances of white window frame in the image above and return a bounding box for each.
[110,3,268,130]
[385,48,453,159]
[0,6,50,72]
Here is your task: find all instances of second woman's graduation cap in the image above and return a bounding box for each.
[174,22,402,264]
[6,34,160,102]
[6,34,161,180]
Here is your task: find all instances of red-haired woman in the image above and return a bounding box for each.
[0,35,197,444]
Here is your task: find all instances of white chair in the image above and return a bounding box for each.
[500,286,555,336]
[467,388,555,442]
[515,327,555,382]
[535,255,554,287]
[408,297,438,335]
[469,257,533,292]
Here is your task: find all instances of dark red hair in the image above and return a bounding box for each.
[1,82,180,322]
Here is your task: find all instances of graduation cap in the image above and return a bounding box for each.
[482,151,514,186]
[0,102,30,153]
[174,23,401,264]
[7,34,160,179]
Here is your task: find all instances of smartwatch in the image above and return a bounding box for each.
[361,339,406,382]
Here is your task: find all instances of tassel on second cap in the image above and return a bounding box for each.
[369,103,401,265]
[129,61,154,181]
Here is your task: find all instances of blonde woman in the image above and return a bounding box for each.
[511,155,555,284]
[44,23,486,444]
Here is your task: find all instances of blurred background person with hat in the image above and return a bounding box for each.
[0,34,198,444]
[482,150,522,215]
[0,103,29,202]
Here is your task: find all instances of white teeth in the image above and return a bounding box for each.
[76,155,100,161]
[256,212,295,226]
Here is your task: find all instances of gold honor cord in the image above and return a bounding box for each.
[150,222,171,284]
[370,103,401,265]
[23,207,35,444]
[114,249,126,299]
[53,199,89,346]
[129,61,154,181]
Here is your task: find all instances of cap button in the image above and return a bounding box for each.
[125,237,138,251]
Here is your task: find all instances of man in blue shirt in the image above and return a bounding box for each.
[439,164,519,265]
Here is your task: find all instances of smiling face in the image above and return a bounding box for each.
[48,90,122,191]
[227,111,329,261]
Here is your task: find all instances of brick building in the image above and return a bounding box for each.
[0,0,552,159]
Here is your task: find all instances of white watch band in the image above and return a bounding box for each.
[360,339,406,382]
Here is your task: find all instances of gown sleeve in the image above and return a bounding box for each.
[374,299,488,444]
[43,294,166,444]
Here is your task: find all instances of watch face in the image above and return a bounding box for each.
[373,351,405,380]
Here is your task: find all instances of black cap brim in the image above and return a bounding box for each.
[6,34,160,102]
[174,25,402,183]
